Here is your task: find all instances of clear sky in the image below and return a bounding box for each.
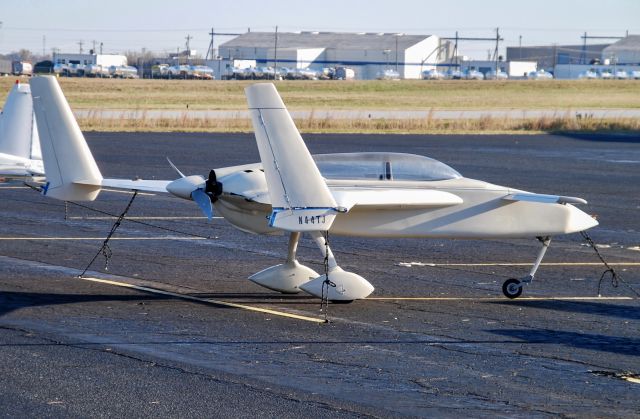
[1,0,638,58]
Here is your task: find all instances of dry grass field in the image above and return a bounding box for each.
[3,76,640,133]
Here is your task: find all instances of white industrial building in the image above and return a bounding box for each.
[52,53,128,68]
[459,60,537,78]
[217,31,452,80]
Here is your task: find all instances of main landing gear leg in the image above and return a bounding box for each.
[502,236,551,299]
[248,232,320,293]
[298,232,374,302]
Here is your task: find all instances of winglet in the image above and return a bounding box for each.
[503,193,587,205]
[246,83,338,231]
[0,81,36,159]
[30,76,102,201]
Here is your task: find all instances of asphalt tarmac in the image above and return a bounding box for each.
[1,132,639,418]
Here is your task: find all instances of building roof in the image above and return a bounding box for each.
[604,35,640,52]
[221,32,433,50]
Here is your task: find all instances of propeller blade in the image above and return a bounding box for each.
[166,157,186,178]
[191,188,213,220]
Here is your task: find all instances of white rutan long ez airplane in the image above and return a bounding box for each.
[30,76,598,301]
[0,81,43,178]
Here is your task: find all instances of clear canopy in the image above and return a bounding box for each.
[313,152,461,181]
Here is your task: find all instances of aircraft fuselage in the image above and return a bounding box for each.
[214,166,598,239]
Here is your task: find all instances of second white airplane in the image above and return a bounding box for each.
[30,76,598,301]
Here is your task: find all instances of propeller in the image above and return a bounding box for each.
[204,170,223,202]
[165,159,223,221]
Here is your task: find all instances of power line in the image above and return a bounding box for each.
[206,28,243,60]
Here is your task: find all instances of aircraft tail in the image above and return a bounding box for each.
[30,76,102,201]
[0,81,36,159]
[245,83,338,231]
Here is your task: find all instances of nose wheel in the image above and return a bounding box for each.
[502,278,523,299]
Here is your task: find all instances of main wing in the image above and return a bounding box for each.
[96,178,171,194]
[331,188,463,210]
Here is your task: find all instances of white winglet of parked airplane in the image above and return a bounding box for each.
[30,76,103,201]
[0,81,44,178]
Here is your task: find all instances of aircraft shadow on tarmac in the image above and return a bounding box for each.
[488,329,640,357]
[489,300,640,321]
[0,291,192,317]
[0,290,321,319]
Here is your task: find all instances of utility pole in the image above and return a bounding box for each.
[185,34,193,65]
[206,27,215,60]
[100,42,103,55]
[493,27,500,75]
[273,26,278,80]
[92,40,97,54]
[395,34,399,72]
[519,35,522,59]
[185,34,193,53]
[454,31,459,70]
[78,40,84,54]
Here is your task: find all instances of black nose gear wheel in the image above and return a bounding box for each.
[502,278,523,299]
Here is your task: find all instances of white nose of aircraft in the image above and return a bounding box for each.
[566,205,599,233]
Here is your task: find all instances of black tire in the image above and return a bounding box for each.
[502,278,523,299]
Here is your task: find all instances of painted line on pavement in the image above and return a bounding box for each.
[367,296,635,301]
[80,276,326,323]
[68,216,220,220]
[399,262,640,267]
[0,237,207,240]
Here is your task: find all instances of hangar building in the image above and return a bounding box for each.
[602,35,640,64]
[506,44,609,69]
[217,31,451,79]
